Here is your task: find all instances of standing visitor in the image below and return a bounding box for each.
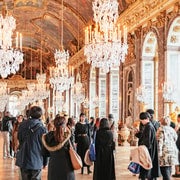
[108,114,117,150]
[173,114,180,177]
[74,112,91,174]
[12,115,24,156]
[146,109,160,131]
[93,118,115,180]
[138,112,161,180]
[157,116,178,180]
[16,106,48,180]
[42,116,75,180]
[1,111,14,158]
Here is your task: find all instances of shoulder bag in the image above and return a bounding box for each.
[69,140,82,170]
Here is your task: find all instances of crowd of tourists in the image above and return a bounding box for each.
[0,106,180,180]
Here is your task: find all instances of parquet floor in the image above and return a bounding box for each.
[0,133,179,180]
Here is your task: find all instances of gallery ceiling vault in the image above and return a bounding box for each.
[1,0,178,79]
[0,0,131,79]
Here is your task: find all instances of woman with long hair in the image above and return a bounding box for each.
[93,118,116,180]
[12,115,24,156]
[74,113,91,174]
[42,115,75,180]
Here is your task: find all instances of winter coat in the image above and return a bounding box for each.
[1,116,13,132]
[15,118,47,170]
[93,127,115,180]
[42,130,75,180]
[157,125,179,166]
[139,122,161,179]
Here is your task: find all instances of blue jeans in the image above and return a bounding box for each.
[20,168,42,180]
[160,166,172,180]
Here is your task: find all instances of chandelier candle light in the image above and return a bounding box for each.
[0,5,23,78]
[49,0,73,92]
[84,0,128,73]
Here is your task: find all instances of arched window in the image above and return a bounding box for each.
[167,17,180,107]
[142,32,158,111]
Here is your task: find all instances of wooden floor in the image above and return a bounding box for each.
[0,133,179,180]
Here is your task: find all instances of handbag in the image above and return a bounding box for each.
[89,131,96,161]
[128,162,140,174]
[84,149,93,166]
[69,140,82,170]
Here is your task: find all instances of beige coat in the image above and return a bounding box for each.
[130,145,152,170]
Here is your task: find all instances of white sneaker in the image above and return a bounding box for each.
[7,156,13,159]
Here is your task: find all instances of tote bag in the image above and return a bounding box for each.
[69,140,82,170]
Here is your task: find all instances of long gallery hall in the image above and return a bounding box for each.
[0,0,180,179]
[0,133,179,180]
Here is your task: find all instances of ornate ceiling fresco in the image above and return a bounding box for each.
[1,0,178,79]
[0,0,129,79]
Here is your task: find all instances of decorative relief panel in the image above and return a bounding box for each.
[118,0,179,33]
[125,34,136,64]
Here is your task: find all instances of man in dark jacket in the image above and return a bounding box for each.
[138,112,161,180]
[146,109,160,131]
[16,106,48,180]
[1,111,14,158]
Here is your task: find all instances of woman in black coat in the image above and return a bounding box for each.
[74,113,91,174]
[138,112,161,180]
[93,118,116,180]
[42,116,75,180]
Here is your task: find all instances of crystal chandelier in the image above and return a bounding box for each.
[49,0,73,92]
[49,58,74,92]
[92,95,99,108]
[92,0,119,32]
[0,81,9,112]
[0,6,23,78]
[72,73,85,104]
[36,73,50,101]
[162,81,176,103]
[136,85,148,104]
[84,0,128,73]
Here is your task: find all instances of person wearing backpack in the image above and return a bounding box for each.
[16,106,48,180]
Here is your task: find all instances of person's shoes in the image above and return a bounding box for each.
[172,174,180,177]
[87,167,92,174]
[7,156,13,159]
[81,167,84,174]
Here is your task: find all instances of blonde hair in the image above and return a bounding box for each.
[161,116,171,126]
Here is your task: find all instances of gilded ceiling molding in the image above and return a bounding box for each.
[14,0,46,8]
[69,48,85,68]
[2,75,37,89]
[118,0,180,33]
[51,1,87,25]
